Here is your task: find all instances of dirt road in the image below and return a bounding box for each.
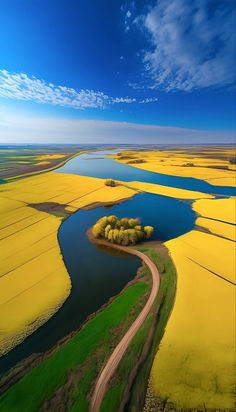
[90,244,160,412]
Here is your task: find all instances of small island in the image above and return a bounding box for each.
[92,215,154,246]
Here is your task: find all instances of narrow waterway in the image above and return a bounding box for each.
[57,150,236,196]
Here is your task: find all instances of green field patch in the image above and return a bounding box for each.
[0,279,149,412]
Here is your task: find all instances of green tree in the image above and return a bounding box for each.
[127,229,137,245]
[92,215,155,246]
[108,229,114,243]
[92,223,103,238]
[121,230,129,246]
[104,224,111,239]
[105,179,116,187]
[120,218,129,228]
[128,218,139,228]
[107,215,117,226]
[144,226,154,239]
[135,225,142,231]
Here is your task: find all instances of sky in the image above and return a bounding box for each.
[0,0,235,144]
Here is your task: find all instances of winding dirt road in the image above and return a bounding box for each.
[90,244,160,412]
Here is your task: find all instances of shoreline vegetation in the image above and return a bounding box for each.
[89,231,160,411]
[104,243,177,412]
[88,233,177,412]
[92,215,154,246]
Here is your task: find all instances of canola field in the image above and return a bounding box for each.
[112,146,236,187]
[126,180,213,200]
[1,163,214,357]
[0,172,136,355]
[150,197,235,410]
[115,147,235,409]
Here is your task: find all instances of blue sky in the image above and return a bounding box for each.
[0,0,235,143]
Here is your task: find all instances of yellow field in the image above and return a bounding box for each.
[36,161,51,166]
[0,172,136,355]
[126,180,213,200]
[193,197,235,223]
[150,197,236,409]
[196,217,236,241]
[111,148,236,187]
[35,154,67,160]
[194,197,236,241]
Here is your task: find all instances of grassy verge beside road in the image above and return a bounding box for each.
[101,244,177,412]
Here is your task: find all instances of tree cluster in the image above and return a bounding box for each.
[105,179,116,187]
[92,215,154,246]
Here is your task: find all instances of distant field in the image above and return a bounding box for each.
[112,146,236,186]
[0,145,84,180]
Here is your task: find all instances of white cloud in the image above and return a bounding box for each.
[123,3,136,32]
[112,97,136,103]
[0,69,110,109]
[0,69,157,109]
[140,97,159,103]
[0,110,234,144]
[140,0,236,91]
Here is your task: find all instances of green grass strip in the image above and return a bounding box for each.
[0,281,148,412]
[101,245,177,412]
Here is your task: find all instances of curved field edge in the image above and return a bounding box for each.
[148,197,235,410]
[0,172,138,356]
[0,261,151,412]
[100,244,177,412]
[110,147,236,187]
[0,163,208,356]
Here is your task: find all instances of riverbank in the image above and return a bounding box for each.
[100,242,177,412]
[0,172,137,356]
[149,196,236,410]
[0,241,151,411]
[110,147,236,187]
[88,232,160,411]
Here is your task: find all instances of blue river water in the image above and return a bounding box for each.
[57,150,236,197]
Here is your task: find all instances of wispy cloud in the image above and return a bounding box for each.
[122,1,136,32]
[112,97,136,103]
[0,69,157,109]
[0,110,234,144]
[140,97,159,103]
[138,0,236,91]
